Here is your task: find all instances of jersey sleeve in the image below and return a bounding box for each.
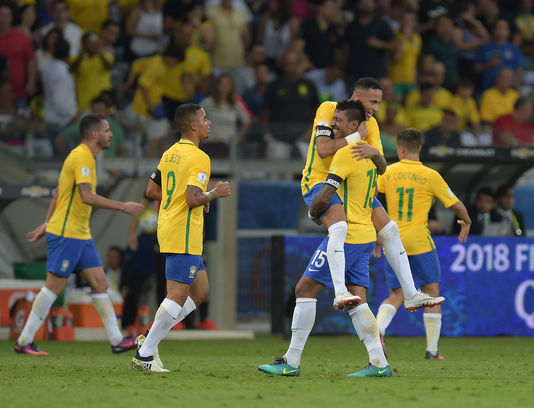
[328,146,353,181]
[366,117,384,155]
[376,172,386,193]
[187,152,211,190]
[72,150,95,185]
[430,170,459,208]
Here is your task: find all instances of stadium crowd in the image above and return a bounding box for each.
[0,0,533,159]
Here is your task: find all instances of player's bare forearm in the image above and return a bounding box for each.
[451,201,472,243]
[372,154,387,175]
[78,183,143,216]
[26,188,58,243]
[46,188,58,222]
[316,136,348,159]
[310,184,337,219]
[186,182,231,208]
[146,179,162,201]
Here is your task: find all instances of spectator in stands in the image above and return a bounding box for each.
[0,79,26,149]
[418,0,450,39]
[172,21,212,95]
[405,82,444,132]
[495,184,527,236]
[41,38,76,144]
[242,63,272,157]
[55,96,126,157]
[233,43,267,96]
[257,0,297,67]
[453,1,490,83]
[423,15,458,90]
[516,0,534,61]
[344,0,395,86]
[207,0,249,76]
[423,109,462,153]
[126,0,164,59]
[0,1,36,104]
[479,67,520,123]
[304,63,347,104]
[181,72,204,105]
[299,0,340,70]
[477,0,521,46]
[183,0,214,51]
[40,0,82,58]
[16,3,38,45]
[406,60,453,109]
[36,27,63,74]
[450,78,480,132]
[493,97,534,146]
[262,50,318,159]
[100,20,121,58]
[474,19,524,91]
[70,31,114,112]
[388,10,422,98]
[454,187,503,236]
[200,73,250,158]
[66,0,109,33]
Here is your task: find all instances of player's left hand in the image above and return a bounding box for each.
[26,223,47,243]
[204,202,210,213]
[351,142,379,160]
[372,237,383,258]
[457,220,471,243]
[307,210,322,225]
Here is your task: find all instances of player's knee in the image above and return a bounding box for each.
[295,279,319,298]
[328,220,348,236]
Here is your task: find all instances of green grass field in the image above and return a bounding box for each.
[1,336,532,408]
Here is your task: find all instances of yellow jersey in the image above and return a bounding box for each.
[67,0,109,32]
[72,52,113,112]
[405,87,452,110]
[388,32,422,84]
[450,94,480,130]
[131,55,163,118]
[46,144,96,239]
[157,140,211,255]
[377,159,459,255]
[479,87,520,123]
[301,101,383,195]
[328,143,378,244]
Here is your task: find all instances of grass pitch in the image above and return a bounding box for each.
[1,336,532,408]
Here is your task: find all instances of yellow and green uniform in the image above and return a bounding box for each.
[328,143,378,244]
[46,144,96,239]
[301,101,383,195]
[157,140,210,255]
[377,159,458,255]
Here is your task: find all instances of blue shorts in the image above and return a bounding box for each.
[372,196,383,209]
[385,249,441,290]
[303,237,375,288]
[165,254,205,284]
[303,183,342,219]
[46,232,102,278]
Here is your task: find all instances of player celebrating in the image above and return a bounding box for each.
[375,128,471,359]
[131,104,230,372]
[259,101,390,377]
[18,114,144,355]
[301,77,443,311]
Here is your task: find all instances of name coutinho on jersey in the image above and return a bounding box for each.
[390,172,427,185]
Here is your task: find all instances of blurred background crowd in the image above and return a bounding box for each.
[0,0,533,160]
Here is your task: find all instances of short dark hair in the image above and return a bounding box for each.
[335,99,366,123]
[53,38,70,60]
[101,19,118,30]
[354,77,382,92]
[496,184,513,198]
[420,82,435,92]
[174,103,202,132]
[163,43,185,60]
[80,114,107,138]
[396,128,422,152]
[443,109,457,117]
[476,187,494,200]
[90,96,108,107]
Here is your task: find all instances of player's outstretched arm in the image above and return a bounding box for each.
[451,201,472,243]
[26,187,58,243]
[78,183,144,216]
[186,182,230,208]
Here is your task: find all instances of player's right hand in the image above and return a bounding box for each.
[123,202,144,216]
[26,223,47,243]
[128,231,139,251]
[213,181,231,198]
[357,122,368,139]
[457,219,471,243]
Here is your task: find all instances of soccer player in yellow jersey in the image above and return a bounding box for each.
[259,101,391,377]
[17,114,144,355]
[375,128,471,360]
[132,104,230,372]
[301,77,443,312]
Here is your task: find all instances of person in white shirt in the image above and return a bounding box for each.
[40,0,82,58]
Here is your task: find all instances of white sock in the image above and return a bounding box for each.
[423,313,442,353]
[17,287,57,345]
[176,296,196,321]
[349,303,388,367]
[92,293,123,346]
[283,298,316,368]
[379,221,417,299]
[376,303,397,335]
[327,221,349,296]
[139,298,182,358]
